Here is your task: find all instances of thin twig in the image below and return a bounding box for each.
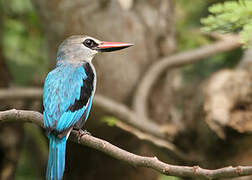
[0,109,252,179]
[132,35,241,120]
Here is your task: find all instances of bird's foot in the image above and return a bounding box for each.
[77,129,91,143]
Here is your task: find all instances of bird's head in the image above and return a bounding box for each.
[56,35,133,64]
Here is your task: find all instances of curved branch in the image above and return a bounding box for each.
[133,35,241,120]
[0,109,252,179]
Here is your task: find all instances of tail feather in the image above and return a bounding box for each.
[46,134,66,180]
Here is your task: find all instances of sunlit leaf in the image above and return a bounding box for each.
[101,116,118,127]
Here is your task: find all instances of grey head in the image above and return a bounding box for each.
[56,35,133,65]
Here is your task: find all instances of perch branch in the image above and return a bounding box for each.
[0,88,190,160]
[133,35,241,120]
[0,109,252,179]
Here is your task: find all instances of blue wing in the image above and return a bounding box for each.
[43,63,94,135]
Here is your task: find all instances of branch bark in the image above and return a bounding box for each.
[133,35,241,120]
[0,109,252,180]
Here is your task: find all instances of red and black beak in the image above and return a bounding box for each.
[96,41,133,52]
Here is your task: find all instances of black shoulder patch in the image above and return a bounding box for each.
[68,63,94,112]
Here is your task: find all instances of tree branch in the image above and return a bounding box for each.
[0,88,43,99]
[132,35,241,120]
[0,89,190,160]
[0,109,252,180]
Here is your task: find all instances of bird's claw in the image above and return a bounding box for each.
[77,129,91,143]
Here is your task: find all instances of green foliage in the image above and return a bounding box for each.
[3,19,46,66]
[240,21,252,46]
[0,0,33,14]
[176,0,210,28]
[177,31,210,51]
[101,116,118,127]
[201,0,252,47]
[176,0,213,50]
[0,0,49,85]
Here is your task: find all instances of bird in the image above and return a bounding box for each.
[43,35,133,180]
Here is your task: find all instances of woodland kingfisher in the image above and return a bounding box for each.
[43,35,133,180]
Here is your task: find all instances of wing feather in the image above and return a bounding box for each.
[43,63,94,134]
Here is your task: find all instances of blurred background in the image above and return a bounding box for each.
[0,0,252,179]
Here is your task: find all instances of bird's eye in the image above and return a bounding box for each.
[83,39,97,49]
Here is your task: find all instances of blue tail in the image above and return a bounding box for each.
[46,134,67,180]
